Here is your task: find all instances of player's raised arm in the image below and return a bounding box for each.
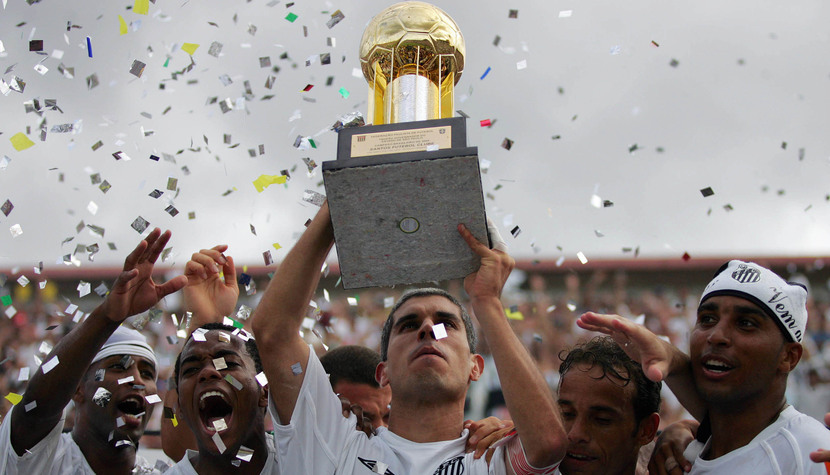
[251,202,334,424]
[459,223,567,470]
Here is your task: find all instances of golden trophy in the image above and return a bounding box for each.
[360,1,464,124]
[323,2,488,289]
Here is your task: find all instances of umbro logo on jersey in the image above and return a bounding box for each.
[358,457,395,475]
[731,264,761,284]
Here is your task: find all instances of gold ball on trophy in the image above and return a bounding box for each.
[359,2,465,124]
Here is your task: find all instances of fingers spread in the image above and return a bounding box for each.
[146,229,172,263]
[122,235,152,271]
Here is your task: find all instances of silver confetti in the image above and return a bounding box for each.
[93,387,112,407]
[131,216,150,233]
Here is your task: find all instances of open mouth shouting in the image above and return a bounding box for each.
[116,395,146,428]
[199,390,233,434]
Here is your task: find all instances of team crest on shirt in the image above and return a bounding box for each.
[357,455,464,474]
[358,457,396,475]
[433,456,464,475]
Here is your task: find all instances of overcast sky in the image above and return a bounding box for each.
[1,0,829,273]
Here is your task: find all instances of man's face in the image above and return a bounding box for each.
[558,363,652,475]
[690,295,800,406]
[76,354,158,445]
[333,380,391,429]
[377,295,482,400]
[177,330,266,454]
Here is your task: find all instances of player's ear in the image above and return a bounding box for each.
[258,383,269,408]
[469,354,484,382]
[376,361,390,387]
[636,413,660,446]
[72,383,85,405]
[779,342,802,374]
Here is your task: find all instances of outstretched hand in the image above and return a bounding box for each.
[458,222,514,301]
[576,312,672,382]
[183,244,239,326]
[100,228,188,323]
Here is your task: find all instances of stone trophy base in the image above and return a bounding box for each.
[323,117,488,289]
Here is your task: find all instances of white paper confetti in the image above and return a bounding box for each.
[41,355,59,374]
[236,445,254,462]
[117,375,135,385]
[213,357,227,370]
[145,394,162,404]
[192,328,207,341]
[255,372,268,386]
[576,251,588,264]
[77,281,91,297]
[18,367,30,382]
[212,432,227,453]
[290,362,302,375]
[559,10,573,18]
[24,400,37,412]
[432,323,447,340]
[9,224,23,237]
[38,341,52,354]
[225,374,243,390]
[17,276,29,287]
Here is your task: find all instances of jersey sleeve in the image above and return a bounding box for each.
[270,346,363,474]
[499,431,561,475]
[0,407,66,475]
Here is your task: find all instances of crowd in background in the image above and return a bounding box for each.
[2,261,829,447]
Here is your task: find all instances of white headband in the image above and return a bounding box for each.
[91,326,159,377]
[700,260,808,343]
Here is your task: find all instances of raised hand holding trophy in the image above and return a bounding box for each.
[323,2,489,289]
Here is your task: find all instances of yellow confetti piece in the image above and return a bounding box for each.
[272,243,282,251]
[181,43,199,55]
[505,308,524,321]
[253,174,287,193]
[118,15,128,35]
[10,133,34,151]
[5,392,22,405]
[133,0,149,15]
[172,414,178,427]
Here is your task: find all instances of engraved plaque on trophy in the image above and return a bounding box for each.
[323,1,488,289]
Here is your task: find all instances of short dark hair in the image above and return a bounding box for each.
[320,345,381,388]
[559,336,661,424]
[174,323,262,388]
[379,288,476,361]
